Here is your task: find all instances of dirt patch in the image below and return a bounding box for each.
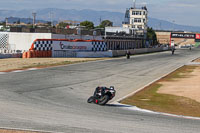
[121,65,200,117]
[194,58,200,62]
[0,129,46,133]
[158,66,200,102]
[0,58,107,72]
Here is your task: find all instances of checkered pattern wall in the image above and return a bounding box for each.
[33,40,107,52]
[0,34,9,49]
[92,41,107,51]
[33,40,53,51]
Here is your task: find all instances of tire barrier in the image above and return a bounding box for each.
[22,50,52,58]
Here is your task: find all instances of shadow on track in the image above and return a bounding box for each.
[105,104,132,108]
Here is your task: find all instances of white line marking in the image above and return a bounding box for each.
[113,102,200,120]
[0,72,6,74]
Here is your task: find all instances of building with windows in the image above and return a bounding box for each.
[123,6,148,37]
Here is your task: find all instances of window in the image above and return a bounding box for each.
[134,18,141,23]
[132,11,142,15]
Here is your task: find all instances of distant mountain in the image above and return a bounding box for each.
[0,8,200,32]
[0,8,124,26]
[6,17,48,24]
[148,18,200,32]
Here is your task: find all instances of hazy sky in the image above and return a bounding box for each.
[0,0,199,26]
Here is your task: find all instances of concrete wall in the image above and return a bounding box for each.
[52,47,168,58]
[0,53,22,58]
[0,32,103,53]
[112,46,169,57]
[0,32,52,52]
[77,51,112,58]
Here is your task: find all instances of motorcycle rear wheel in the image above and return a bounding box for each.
[87,96,94,103]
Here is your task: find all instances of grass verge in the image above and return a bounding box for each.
[121,65,200,117]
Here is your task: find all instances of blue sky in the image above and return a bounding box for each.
[0,0,199,26]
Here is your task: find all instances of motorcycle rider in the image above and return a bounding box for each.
[94,86,105,97]
[87,86,116,105]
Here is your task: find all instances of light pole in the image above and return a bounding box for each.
[32,12,36,28]
[172,20,175,31]
[133,0,136,8]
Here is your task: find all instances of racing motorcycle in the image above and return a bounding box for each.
[171,46,175,55]
[87,86,116,105]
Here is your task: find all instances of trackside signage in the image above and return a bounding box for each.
[196,34,200,39]
[171,33,195,39]
[196,34,200,42]
[52,41,93,51]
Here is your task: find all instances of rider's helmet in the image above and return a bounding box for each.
[96,86,102,92]
[110,86,114,90]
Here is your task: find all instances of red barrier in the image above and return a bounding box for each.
[22,52,27,58]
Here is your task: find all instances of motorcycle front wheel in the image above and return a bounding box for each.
[98,95,109,105]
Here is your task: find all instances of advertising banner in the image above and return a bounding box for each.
[195,34,200,42]
[52,40,93,51]
[171,33,195,39]
[196,34,200,39]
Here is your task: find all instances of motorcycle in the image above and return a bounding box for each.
[171,47,175,55]
[87,86,116,105]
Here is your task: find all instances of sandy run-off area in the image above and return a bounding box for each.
[0,58,106,72]
[195,58,200,62]
[158,65,200,102]
[0,129,44,133]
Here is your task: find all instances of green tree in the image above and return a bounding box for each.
[0,21,6,26]
[99,20,113,28]
[147,27,157,45]
[80,21,94,29]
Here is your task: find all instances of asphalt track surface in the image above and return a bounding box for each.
[0,49,200,133]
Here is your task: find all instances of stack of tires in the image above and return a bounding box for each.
[22,51,52,58]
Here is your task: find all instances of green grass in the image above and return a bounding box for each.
[121,65,200,117]
[195,42,200,48]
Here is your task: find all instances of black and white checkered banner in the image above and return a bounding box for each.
[33,40,53,51]
[92,41,107,51]
[33,40,107,52]
[0,34,9,49]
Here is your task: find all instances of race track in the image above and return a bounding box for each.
[0,48,200,133]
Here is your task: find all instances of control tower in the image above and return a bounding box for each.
[122,0,148,37]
